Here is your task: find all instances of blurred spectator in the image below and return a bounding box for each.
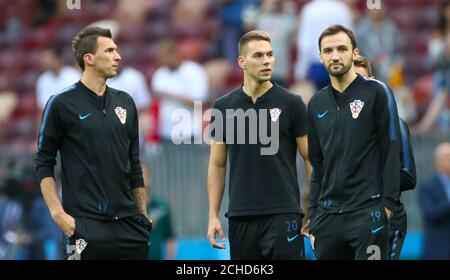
[203,59,233,102]
[387,63,417,124]
[419,142,450,259]
[171,0,208,27]
[0,91,18,135]
[294,0,353,89]
[107,66,152,142]
[142,164,176,260]
[35,44,80,115]
[28,193,62,260]
[218,0,260,64]
[218,0,244,64]
[115,0,149,26]
[355,5,400,82]
[428,0,450,66]
[352,53,417,123]
[0,164,31,259]
[35,44,80,144]
[415,32,450,133]
[244,0,297,86]
[0,193,27,259]
[151,39,208,143]
[343,0,362,24]
[1,157,59,260]
[32,0,57,26]
[147,195,176,260]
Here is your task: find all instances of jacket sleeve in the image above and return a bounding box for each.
[35,95,65,183]
[375,83,401,211]
[128,98,144,189]
[399,119,417,191]
[306,103,323,218]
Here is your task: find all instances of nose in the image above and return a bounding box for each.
[263,54,271,65]
[115,51,121,61]
[330,50,340,61]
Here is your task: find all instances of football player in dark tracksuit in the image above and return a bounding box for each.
[305,25,401,260]
[353,55,417,260]
[35,26,152,260]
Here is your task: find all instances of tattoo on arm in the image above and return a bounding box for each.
[132,187,147,216]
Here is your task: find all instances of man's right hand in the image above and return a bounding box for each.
[52,211,76,237]
[207,217,226,249]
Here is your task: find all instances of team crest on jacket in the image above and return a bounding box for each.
[349,99,364,119]
[270,108,282,122]
[76,238,87,254]
[114,107,127,124]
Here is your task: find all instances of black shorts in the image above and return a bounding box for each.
[229,213,305,260]
[310,203,390,260]
[65,213,152,260]
[388,203,407,260]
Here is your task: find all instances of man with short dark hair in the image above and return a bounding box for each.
[35,26,152,260]
[306,24,401,260]
[207,30,312,260]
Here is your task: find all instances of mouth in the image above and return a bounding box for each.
[260,69,271,74]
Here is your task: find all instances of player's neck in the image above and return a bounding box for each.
[81,71,107,96]
[330,69,357,93]
[242,79,273,103]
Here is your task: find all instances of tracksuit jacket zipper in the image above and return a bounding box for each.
[101,100,119,220]
[328,93,343,213]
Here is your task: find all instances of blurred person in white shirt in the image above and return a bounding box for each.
[35,44,80,140]
[36,45,80,111]
[108,67,152,142]
[151,39,208,143]
[294,0,353,89]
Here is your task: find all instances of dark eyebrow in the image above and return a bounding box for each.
[105,47,117,52]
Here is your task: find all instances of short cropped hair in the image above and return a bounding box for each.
[238,30,271,56]
[318,24,357,51]
[354,55,373,76]
[72,26,112,71]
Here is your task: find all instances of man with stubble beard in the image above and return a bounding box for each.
[305,25,401,260]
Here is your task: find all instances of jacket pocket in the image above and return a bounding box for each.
[131,213,152,241]
[137,213,152,232]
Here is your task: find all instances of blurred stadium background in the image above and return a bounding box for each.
[0,0,449,260]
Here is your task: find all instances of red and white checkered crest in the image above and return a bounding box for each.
[349,99,364,119]
[270,108,282,122]
[114,107,127,124]
[76,238,87,254]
